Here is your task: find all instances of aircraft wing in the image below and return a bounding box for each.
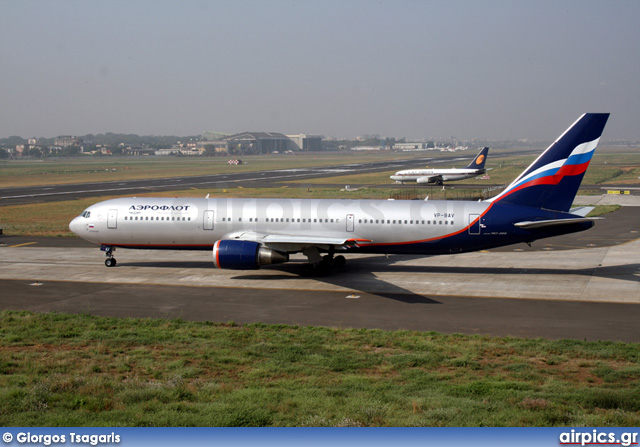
[222,230,372,250]
[416,175,441,184]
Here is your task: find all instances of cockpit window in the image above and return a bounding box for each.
[81,211,91,218]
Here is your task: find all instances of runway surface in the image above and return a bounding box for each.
[1,206,638,342]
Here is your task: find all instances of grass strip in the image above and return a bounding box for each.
[1,311,638,426]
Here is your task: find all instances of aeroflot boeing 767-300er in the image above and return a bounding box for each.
[70,113,609,275]
[390,146,490,185]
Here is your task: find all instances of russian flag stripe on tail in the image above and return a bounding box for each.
[488,113,609,212]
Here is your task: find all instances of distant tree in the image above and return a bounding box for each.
[203,145,218,156]
[24,147,42,157]
[1,136,26,147]
[0,148,8,159]
[60,146,81,156]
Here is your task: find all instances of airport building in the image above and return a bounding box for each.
[223,132,291,154]
[393,142,430,150]
[286,134,323,151]
[54,135,82,147]
[202,132,325,154]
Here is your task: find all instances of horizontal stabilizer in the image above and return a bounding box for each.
[514,217,601,229]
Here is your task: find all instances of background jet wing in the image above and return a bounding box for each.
[416,175,440,184]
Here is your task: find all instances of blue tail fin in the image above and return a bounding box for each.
[488,113,609,212]
[465,147,489,169]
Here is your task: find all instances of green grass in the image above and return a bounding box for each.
[586,205,622,217]
[0,311,638,426]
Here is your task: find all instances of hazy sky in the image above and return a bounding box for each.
[1,0,639,140]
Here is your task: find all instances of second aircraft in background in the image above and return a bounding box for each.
[390,146,490,185]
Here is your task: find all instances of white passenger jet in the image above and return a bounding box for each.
[70,114,609,276]
[390,146,490,185]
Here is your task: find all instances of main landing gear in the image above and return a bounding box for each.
[300,247,346,277]
[101,245,117,267]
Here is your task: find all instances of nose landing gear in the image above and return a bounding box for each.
[101,245,117,267]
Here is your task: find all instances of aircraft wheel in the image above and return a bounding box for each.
[334,255,346,269]
[105,258,117,267]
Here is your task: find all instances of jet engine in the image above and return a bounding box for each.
[213,240,289,270]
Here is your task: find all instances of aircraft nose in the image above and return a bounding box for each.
[69,217,82,235]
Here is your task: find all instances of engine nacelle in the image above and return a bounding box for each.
[213,240,289,270]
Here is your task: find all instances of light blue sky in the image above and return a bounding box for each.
[1,0,639,140]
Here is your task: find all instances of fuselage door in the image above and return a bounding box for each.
[468,213,481,235]
[346,214,355,232]
[204,210,215,230]
[107,209,118,229]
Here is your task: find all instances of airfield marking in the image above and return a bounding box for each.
[9,242,38,248]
